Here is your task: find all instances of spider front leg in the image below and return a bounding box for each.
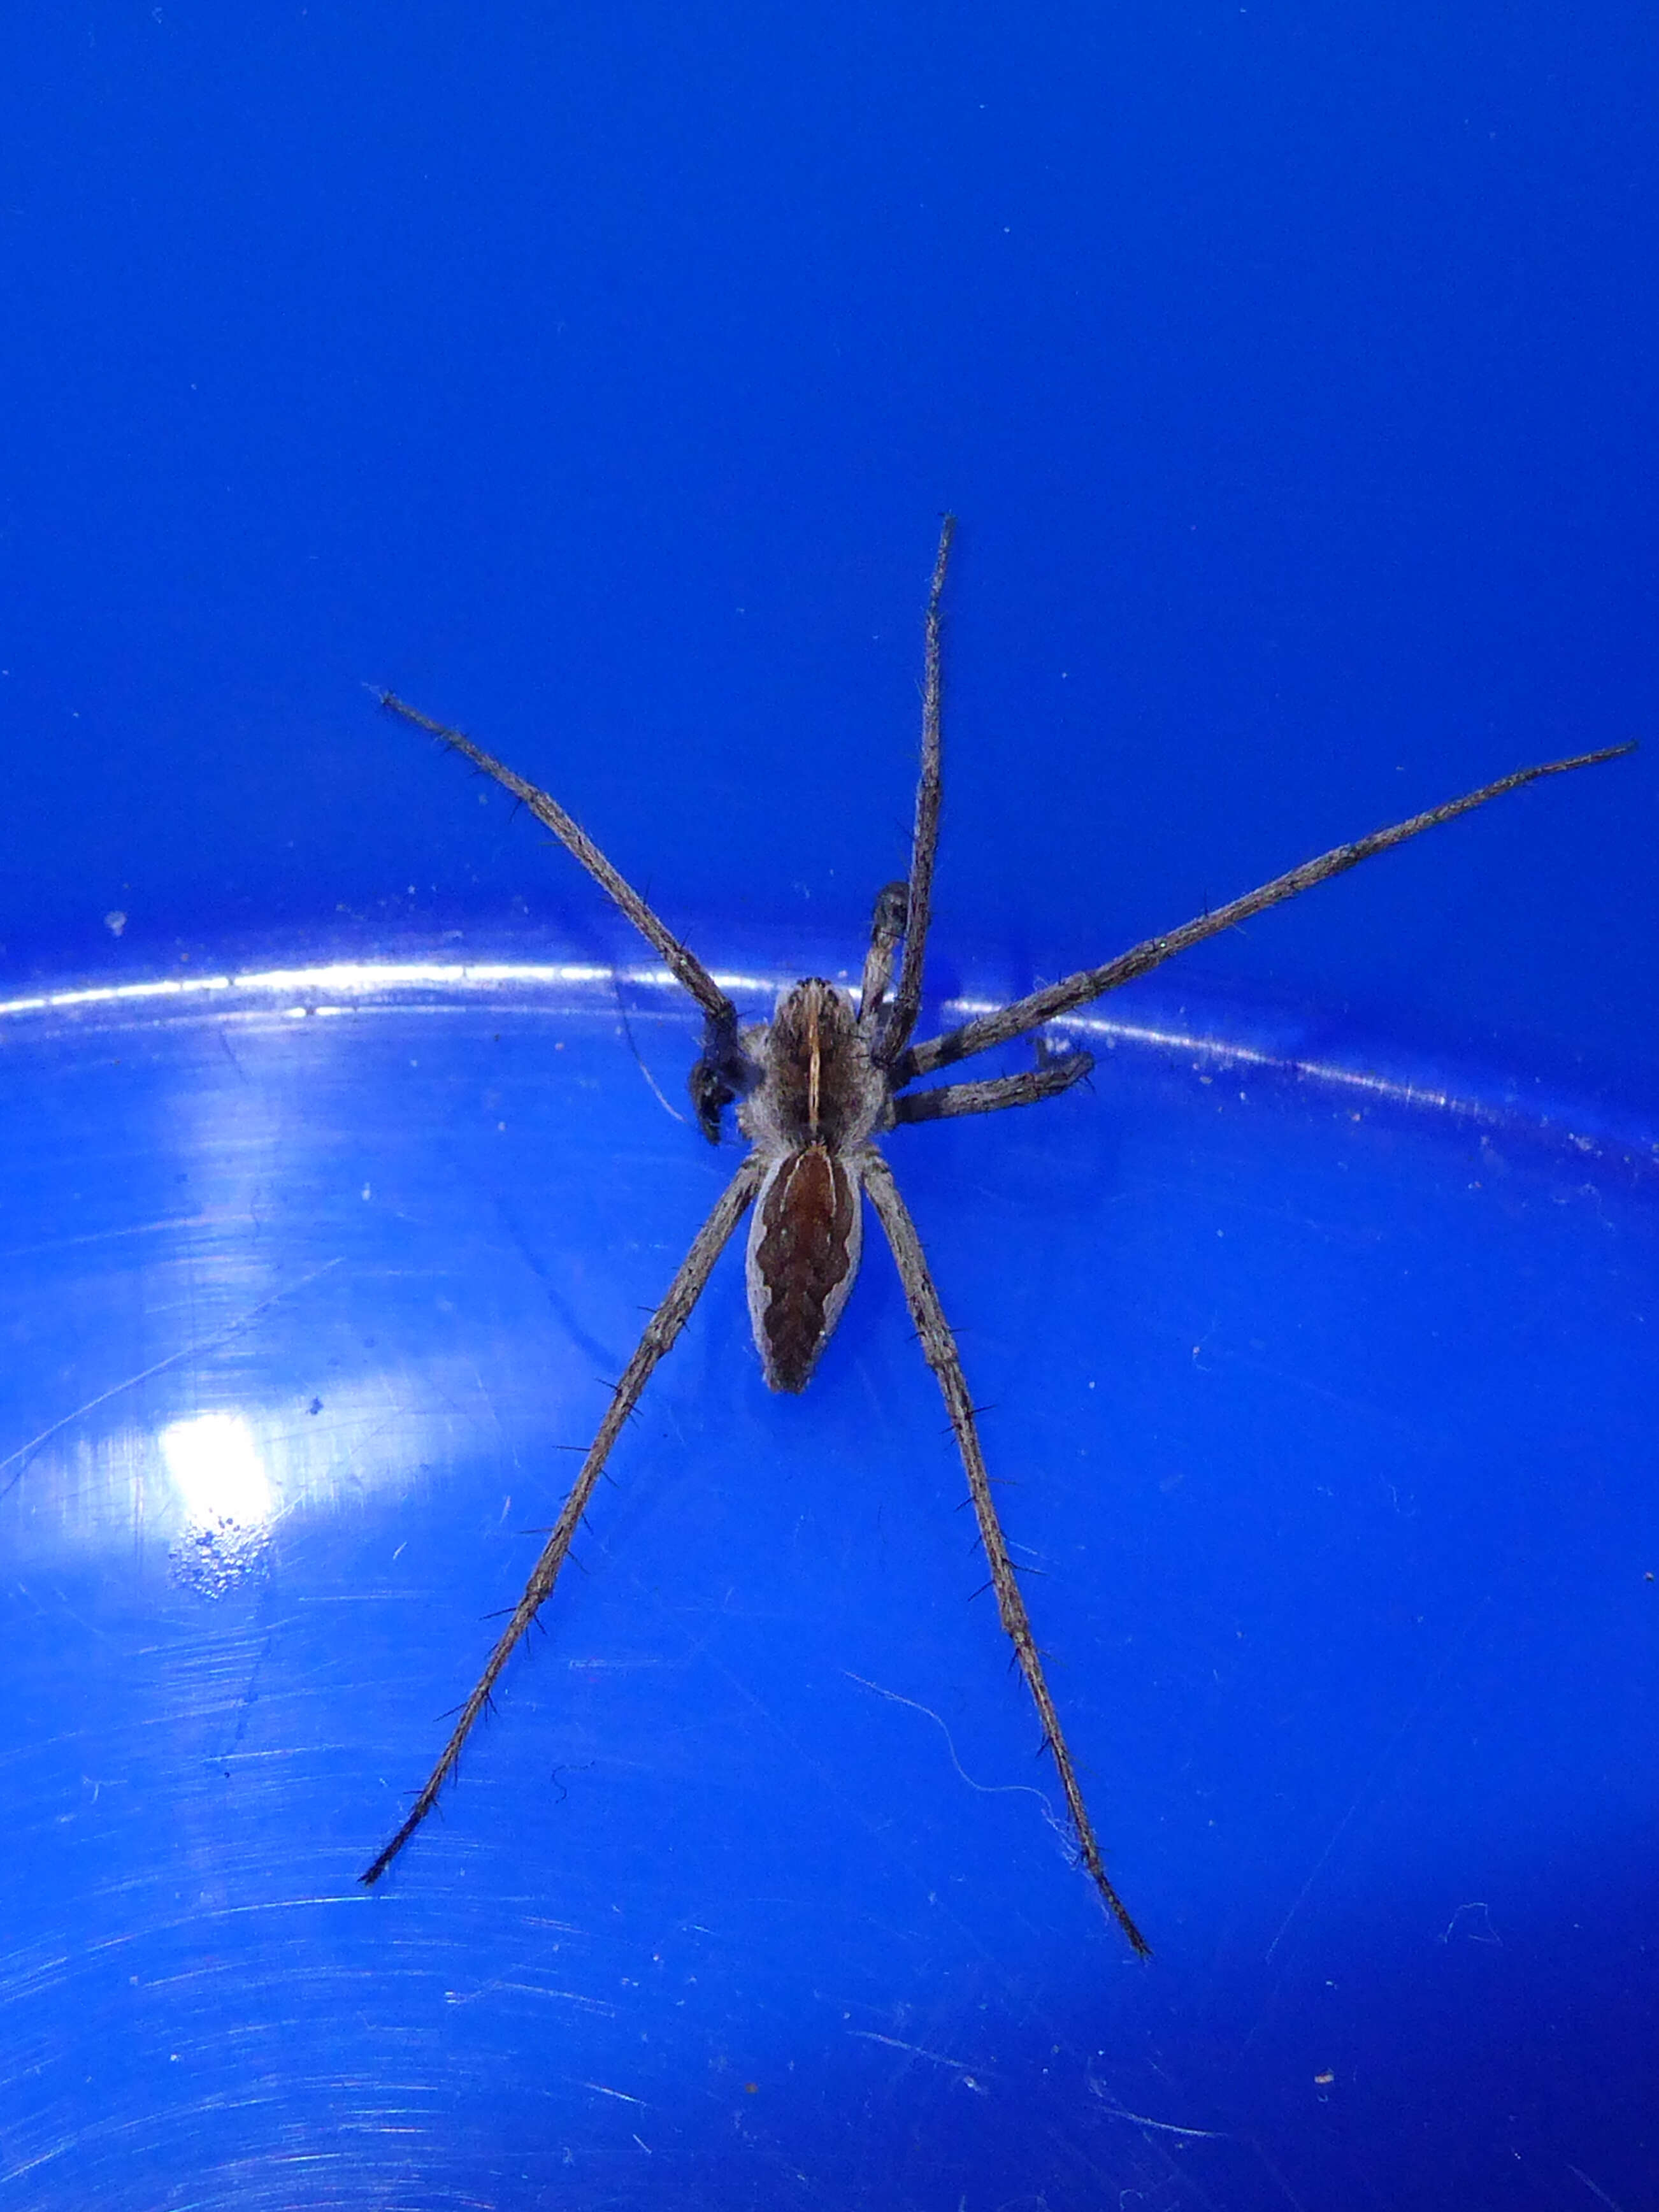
[859,1150,1150,1957]
[873,515,954,1066]
[378,689,738,1033]
[892,740,1635,1084]
[361,1153,764,1885]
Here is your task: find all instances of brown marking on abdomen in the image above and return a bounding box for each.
[747,1143,862,1393]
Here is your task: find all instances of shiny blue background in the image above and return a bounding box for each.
[1,5,1656,2208]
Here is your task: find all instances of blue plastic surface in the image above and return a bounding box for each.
[2,5,1656,2209]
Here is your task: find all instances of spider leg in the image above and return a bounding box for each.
[891,1051,1093,1124]
[378,691,738,1033]
[361,1153,764,1886]
[891,740,1636,1085]
[859,1149,1150,1957]
[873,517,955,1067]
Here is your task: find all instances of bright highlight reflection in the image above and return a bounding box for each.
[159,1412,273,1528]
[0,954,1638,1156]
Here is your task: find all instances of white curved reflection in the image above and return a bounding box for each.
[0,955,1621,1143]
[0,958,779,1023]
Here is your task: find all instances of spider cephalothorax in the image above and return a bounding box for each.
[738,979,887,1392]
[368,522,1630,1955]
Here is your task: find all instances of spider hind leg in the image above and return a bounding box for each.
[860,1148,1150,1957]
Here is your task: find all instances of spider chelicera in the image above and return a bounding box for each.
[365,519,1630,1955]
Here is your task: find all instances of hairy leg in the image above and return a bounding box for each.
[859,1150,1150,1955]
[873,517,955,1066]
[362,1154,764,1885]
[891,1050,1093,1124]
[892,742,1635,1084]
[379,691,737,1031]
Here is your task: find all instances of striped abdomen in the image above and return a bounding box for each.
[745,1143,864,1393]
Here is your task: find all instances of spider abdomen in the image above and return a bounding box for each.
[745,1142,864,1393]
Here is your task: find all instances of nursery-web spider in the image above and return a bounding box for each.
[366,520,1630,1955]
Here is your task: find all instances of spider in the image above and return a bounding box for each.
[364,519,1630,1956]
